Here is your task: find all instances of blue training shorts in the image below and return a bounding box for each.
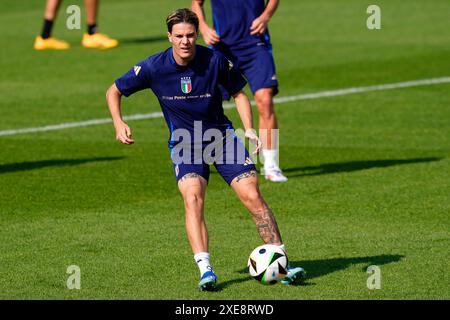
[172,133,257,185]
[216,42,279,99]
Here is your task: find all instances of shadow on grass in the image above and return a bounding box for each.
[0,156,124,174]
[288,254,405,286]
[217,254,404,291]
[215,277,253,292]
[283,157,442,178]
[118,35,168,45]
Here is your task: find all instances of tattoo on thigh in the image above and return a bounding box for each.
[235,170,257,183]
[252,204,282,244]
[179,172,200,182]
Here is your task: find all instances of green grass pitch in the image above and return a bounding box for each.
[0,0,449,299]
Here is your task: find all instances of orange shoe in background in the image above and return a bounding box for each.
[81,32,119,49]
[34,36,70,50]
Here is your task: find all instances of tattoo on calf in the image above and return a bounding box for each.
[252,204,282,244]
[236,170,257,183]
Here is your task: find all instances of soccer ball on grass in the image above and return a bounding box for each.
[247,244,288,285]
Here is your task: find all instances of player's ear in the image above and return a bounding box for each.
[167,32,172,43]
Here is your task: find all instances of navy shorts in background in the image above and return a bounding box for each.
[172,134,257,185]
[215,43,279,100]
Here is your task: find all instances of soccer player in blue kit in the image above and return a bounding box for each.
[192,0,288,182]
[105,8,304,291]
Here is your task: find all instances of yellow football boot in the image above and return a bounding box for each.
[34,36,70,50]
[81,32,119,49]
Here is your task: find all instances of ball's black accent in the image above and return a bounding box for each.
[278,262,287,276]
[269,252,285,265]
[253,271,265,282]
[249,258,257,272]
[259,248,266,254]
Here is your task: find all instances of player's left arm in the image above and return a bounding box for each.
[250,0,279,36]
[233,90,262,154]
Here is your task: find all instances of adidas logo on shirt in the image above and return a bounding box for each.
[134,65,141,76]
[244,157,254,166]
[228,60,234,70]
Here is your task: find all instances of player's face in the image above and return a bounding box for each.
[168,22,198,64]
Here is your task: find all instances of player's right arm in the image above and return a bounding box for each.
[106,59,151,145]
[191,0,220,45]
[250,0,279,35]
[106,83,134,145]
[233,90,261,155]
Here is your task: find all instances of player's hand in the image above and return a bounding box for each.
[245,128,262,155]
[114,120,134,145]
[250,15,269,36]
[201,26,220,45]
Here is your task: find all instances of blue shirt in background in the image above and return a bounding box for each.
[211,0,271,49]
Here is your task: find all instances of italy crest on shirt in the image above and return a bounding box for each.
[181,77,192,94]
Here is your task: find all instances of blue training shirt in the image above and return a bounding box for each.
[114,45,247,150]
[210,0,270,49]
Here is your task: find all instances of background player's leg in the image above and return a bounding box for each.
[81,0,119,49]
[254,88,287,182]
[34,0,69,50]
[44,0,62,21]
[254,87,277,150]
[230,170,283,245]
[234,43,287,182]
[84,0,98,27]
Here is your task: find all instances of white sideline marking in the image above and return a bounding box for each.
[1,76,449,137]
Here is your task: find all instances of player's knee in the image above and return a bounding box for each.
[243,190,263,209]
[255,91,272,107]
[255,93,274,120]
[184,194,203,210]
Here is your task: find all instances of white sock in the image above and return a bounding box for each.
[263,149,278,169]
[194,252,213,276]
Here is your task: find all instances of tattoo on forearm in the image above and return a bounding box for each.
[179,172,200,182]
[235,170,257,183]
[252,203,282,244]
